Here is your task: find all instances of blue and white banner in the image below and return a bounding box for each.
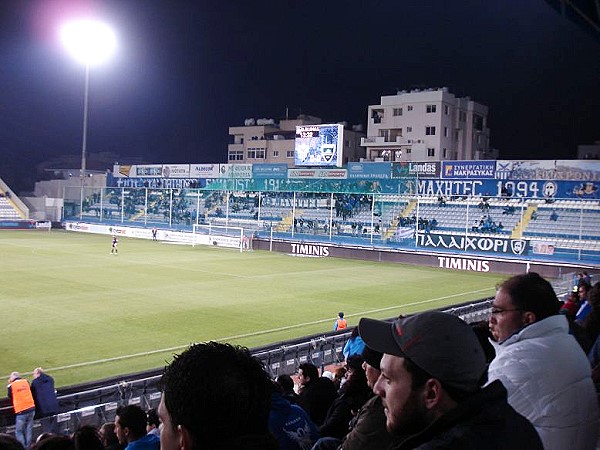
[416,232,529,256]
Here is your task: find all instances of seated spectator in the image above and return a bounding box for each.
[359,311,543,449]
[0,433,25,450]
[73,425,104,450]
[297,363,338,426]
[487,272,598,450]
[158,341,278,449]
[575,281,592,324]
[318,355,374,441]
[269,381,320,450]
[146,408,160,438]
[560,291,581,319]
[332,367,347,392]
[549,209,559,221]
[115,405,159,450]
[582,283,600,344]
[342,328,365,361]
[100,423,125,450]
[33,435,74,450]
[276,374,300,404]
[316,346,403,450]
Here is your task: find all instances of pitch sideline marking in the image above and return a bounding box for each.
[8,288,493,378]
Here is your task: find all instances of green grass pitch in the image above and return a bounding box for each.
[1,230,505,387]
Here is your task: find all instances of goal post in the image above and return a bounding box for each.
[192,223,245,252]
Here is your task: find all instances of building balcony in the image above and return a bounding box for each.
[360,136,409,147]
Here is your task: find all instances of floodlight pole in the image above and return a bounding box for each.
[81,63,90,183]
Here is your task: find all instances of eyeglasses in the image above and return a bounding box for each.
[490,308,523,316]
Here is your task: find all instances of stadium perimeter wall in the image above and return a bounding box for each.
[254,238,596,279]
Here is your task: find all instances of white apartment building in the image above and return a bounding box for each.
[228,115,365,166]
[362,87,494,162]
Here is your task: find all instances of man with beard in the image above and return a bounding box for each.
[358,311,542,449]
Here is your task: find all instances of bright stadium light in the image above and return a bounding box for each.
[60,19,117,67]
[60,19,116,216]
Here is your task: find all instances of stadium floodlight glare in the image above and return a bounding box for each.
[60,19,116,192]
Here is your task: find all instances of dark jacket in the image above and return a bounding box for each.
[319,381,372,439]
[269,391,320,450]
[298,377,337,426]
[391,380,543,450]
[31,372,59,418]
[340,395,403,450]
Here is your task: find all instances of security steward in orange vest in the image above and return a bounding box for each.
[8,372,36,449]
[334,311,348,331]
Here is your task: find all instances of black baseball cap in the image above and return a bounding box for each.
[358,311,486,393]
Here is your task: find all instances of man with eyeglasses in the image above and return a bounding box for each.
[487,272,598,450]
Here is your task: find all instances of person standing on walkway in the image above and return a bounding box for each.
[8,372,35,449]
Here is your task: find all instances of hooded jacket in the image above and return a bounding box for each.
[269,392,320,450]
[31,372,59,417]
[488,314,599,450]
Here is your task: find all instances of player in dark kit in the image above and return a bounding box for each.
[111,235,118,255]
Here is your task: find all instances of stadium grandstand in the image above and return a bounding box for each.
[1,159,598,442]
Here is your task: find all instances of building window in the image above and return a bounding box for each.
[426,104,437,113]
[425,126,436,135]
[286,150,294,158]
[247,149,266,159]
[406,148,411,154]
[444,105,449,115]
[444,127,448,137]
[427,148,435,157]
[407,105,413,111]
[228,151,244,161]
[273,151,279,157]
[443,148,447,158]
[406,126,412,132]
[393,107,403,116]
[473,114,484,131]
[459,111,466,122]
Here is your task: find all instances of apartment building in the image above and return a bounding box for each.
[362,87,494,162]
[228,115,365,166]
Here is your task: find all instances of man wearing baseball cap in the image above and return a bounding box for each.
[358,311,542,449]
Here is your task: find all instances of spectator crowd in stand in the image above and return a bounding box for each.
[4,272,600,449]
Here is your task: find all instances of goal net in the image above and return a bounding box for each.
[192,223,246,252]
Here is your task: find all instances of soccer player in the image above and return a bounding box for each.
[111,235,118,255]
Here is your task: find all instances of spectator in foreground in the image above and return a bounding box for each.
[73,425,104,450]
[99,422,125,450]
[158,341,278,450]
[297,363,337,427]
[318,355,372,440]
[575,280,592,324]
[275,374,300,404]
[7,371,35,449]
[487,272,598,450]
[312,346,403,450]
[269,381,320,450]
[359,311,543,449]
[0,433,25,450]
[114,405,159,450]
[31,367,60,434]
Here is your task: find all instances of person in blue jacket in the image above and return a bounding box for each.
[342,327,365,361]
[269,383,320,450]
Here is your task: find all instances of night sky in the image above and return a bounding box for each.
[1,0,599,193]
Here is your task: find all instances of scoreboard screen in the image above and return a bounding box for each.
[294,124,343,167]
